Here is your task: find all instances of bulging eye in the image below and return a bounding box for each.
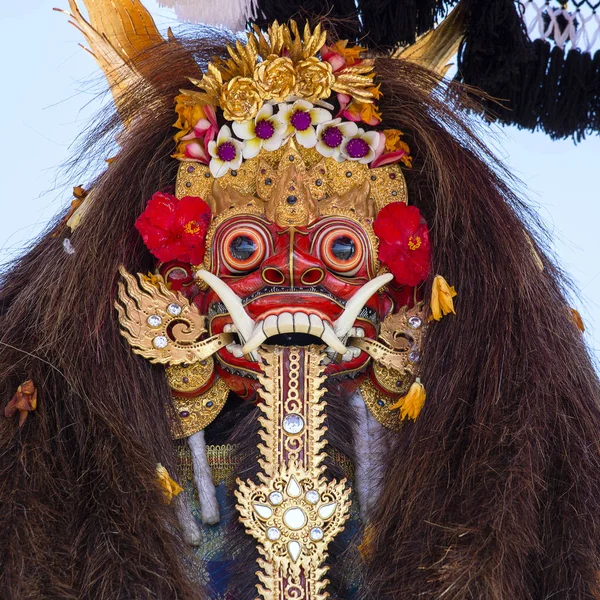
[320,229,364,275]
[330,236,356,261]
[229,235,257,260]
[222,229,266,273]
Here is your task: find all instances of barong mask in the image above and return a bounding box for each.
[60,4,456,597]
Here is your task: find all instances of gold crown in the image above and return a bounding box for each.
[176,139,408,227]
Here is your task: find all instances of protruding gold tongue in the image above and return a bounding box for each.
[235,346,351,599]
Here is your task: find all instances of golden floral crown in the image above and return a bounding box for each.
[171,20,413,217]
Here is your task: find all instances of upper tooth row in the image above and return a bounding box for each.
[225,319,365,338]
[242,311,348,354]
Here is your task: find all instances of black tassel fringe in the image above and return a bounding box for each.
[457,0,600,141]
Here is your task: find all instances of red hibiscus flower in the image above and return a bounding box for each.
[135,192,211,265]
[373,202,430,286]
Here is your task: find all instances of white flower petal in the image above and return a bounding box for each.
[216,125,232,145]
[338,121,359,137]
[293,99,313,112]
[361,131,380,148]
[276,103,293,125]
[358,149,376,164]
[295,126,317,148]
[207,140,218,158]
[263,134,285,152]
[316,140,336,157]
[256,103,274,121]
[309,108,333,125]
[210,158,228,178]
[243,137,262,159]
[233,120,256,140]
[231,153,244,169]
[270,116,288,136]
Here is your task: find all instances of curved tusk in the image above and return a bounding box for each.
[333,273,393,339]
[242,322,267,354]
[322,321,348,354]
[196,270,255,343]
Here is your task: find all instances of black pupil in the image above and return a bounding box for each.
[229,235,257,261]
[331,236,355,261]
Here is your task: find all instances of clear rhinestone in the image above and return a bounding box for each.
[283,507,307,531]
[305,490,319,505]
[167,303,182,316]
[147,314,162,328]
[318,502,337,520]
[267,527,281,541]
[310,527,324,541]
[269,492,283,506]
[283,413,304,434]
[253,504,273,519]
[409,351,421,363]
[408,316,422,329]
[152,336,168,349]
[287,541,301,562]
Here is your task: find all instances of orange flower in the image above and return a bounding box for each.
[390,379,427,421]
[330,40,365,66]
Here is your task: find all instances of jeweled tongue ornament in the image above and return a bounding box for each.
[236,346,351,598]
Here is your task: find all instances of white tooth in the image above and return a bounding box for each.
[355,327,365,338]
[263,315,279,338]
[349,346,361,358]
[342,351,353,362]
[333,274,393,339]
[322,321,347,354]
[309,314,324,336]
[278,312,294,333]
[349,327,357,337]
[226,343,237,353]
[293,312,310,334]
[196,270,255,343]
[232,346,245,358]
[242,322,267,354]
[223,324,232,333]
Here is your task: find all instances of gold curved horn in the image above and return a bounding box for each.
[55,0,167,125]
[393,3,467,78]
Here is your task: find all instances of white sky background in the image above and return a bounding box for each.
[2,0,599,364]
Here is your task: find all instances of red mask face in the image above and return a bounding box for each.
[160,211,406,398]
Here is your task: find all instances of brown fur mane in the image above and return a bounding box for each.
[0,24,599,600]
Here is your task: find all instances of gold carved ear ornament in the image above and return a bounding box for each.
[115,266,234,365]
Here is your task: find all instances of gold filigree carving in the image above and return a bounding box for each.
[115,266,234,365]
[236,346,351,600]
[176,139,408,221]
[171,378,230,439]
[166,358,215,393]
[359,378,404,431]
[355,303,426,430]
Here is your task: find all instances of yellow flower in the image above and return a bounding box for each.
[571,308,585,333]
[220,76,263,122]
[383,129,404,152]
[390,379,427,421]
[429,274,457,321]
[254,55,297,103]
[173,94,210,142]
[156,463,183,504]
[296,57,335,102]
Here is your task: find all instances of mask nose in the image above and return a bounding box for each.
[260,249,326,287]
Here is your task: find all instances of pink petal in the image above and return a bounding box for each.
[185,142,209,163]
[370,149,408,169]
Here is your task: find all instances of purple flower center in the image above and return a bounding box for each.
[217,141,237,162]
[321,126,343,148]
[290,110,312,131]
[345,138,370,159]
[255,119,275,140]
